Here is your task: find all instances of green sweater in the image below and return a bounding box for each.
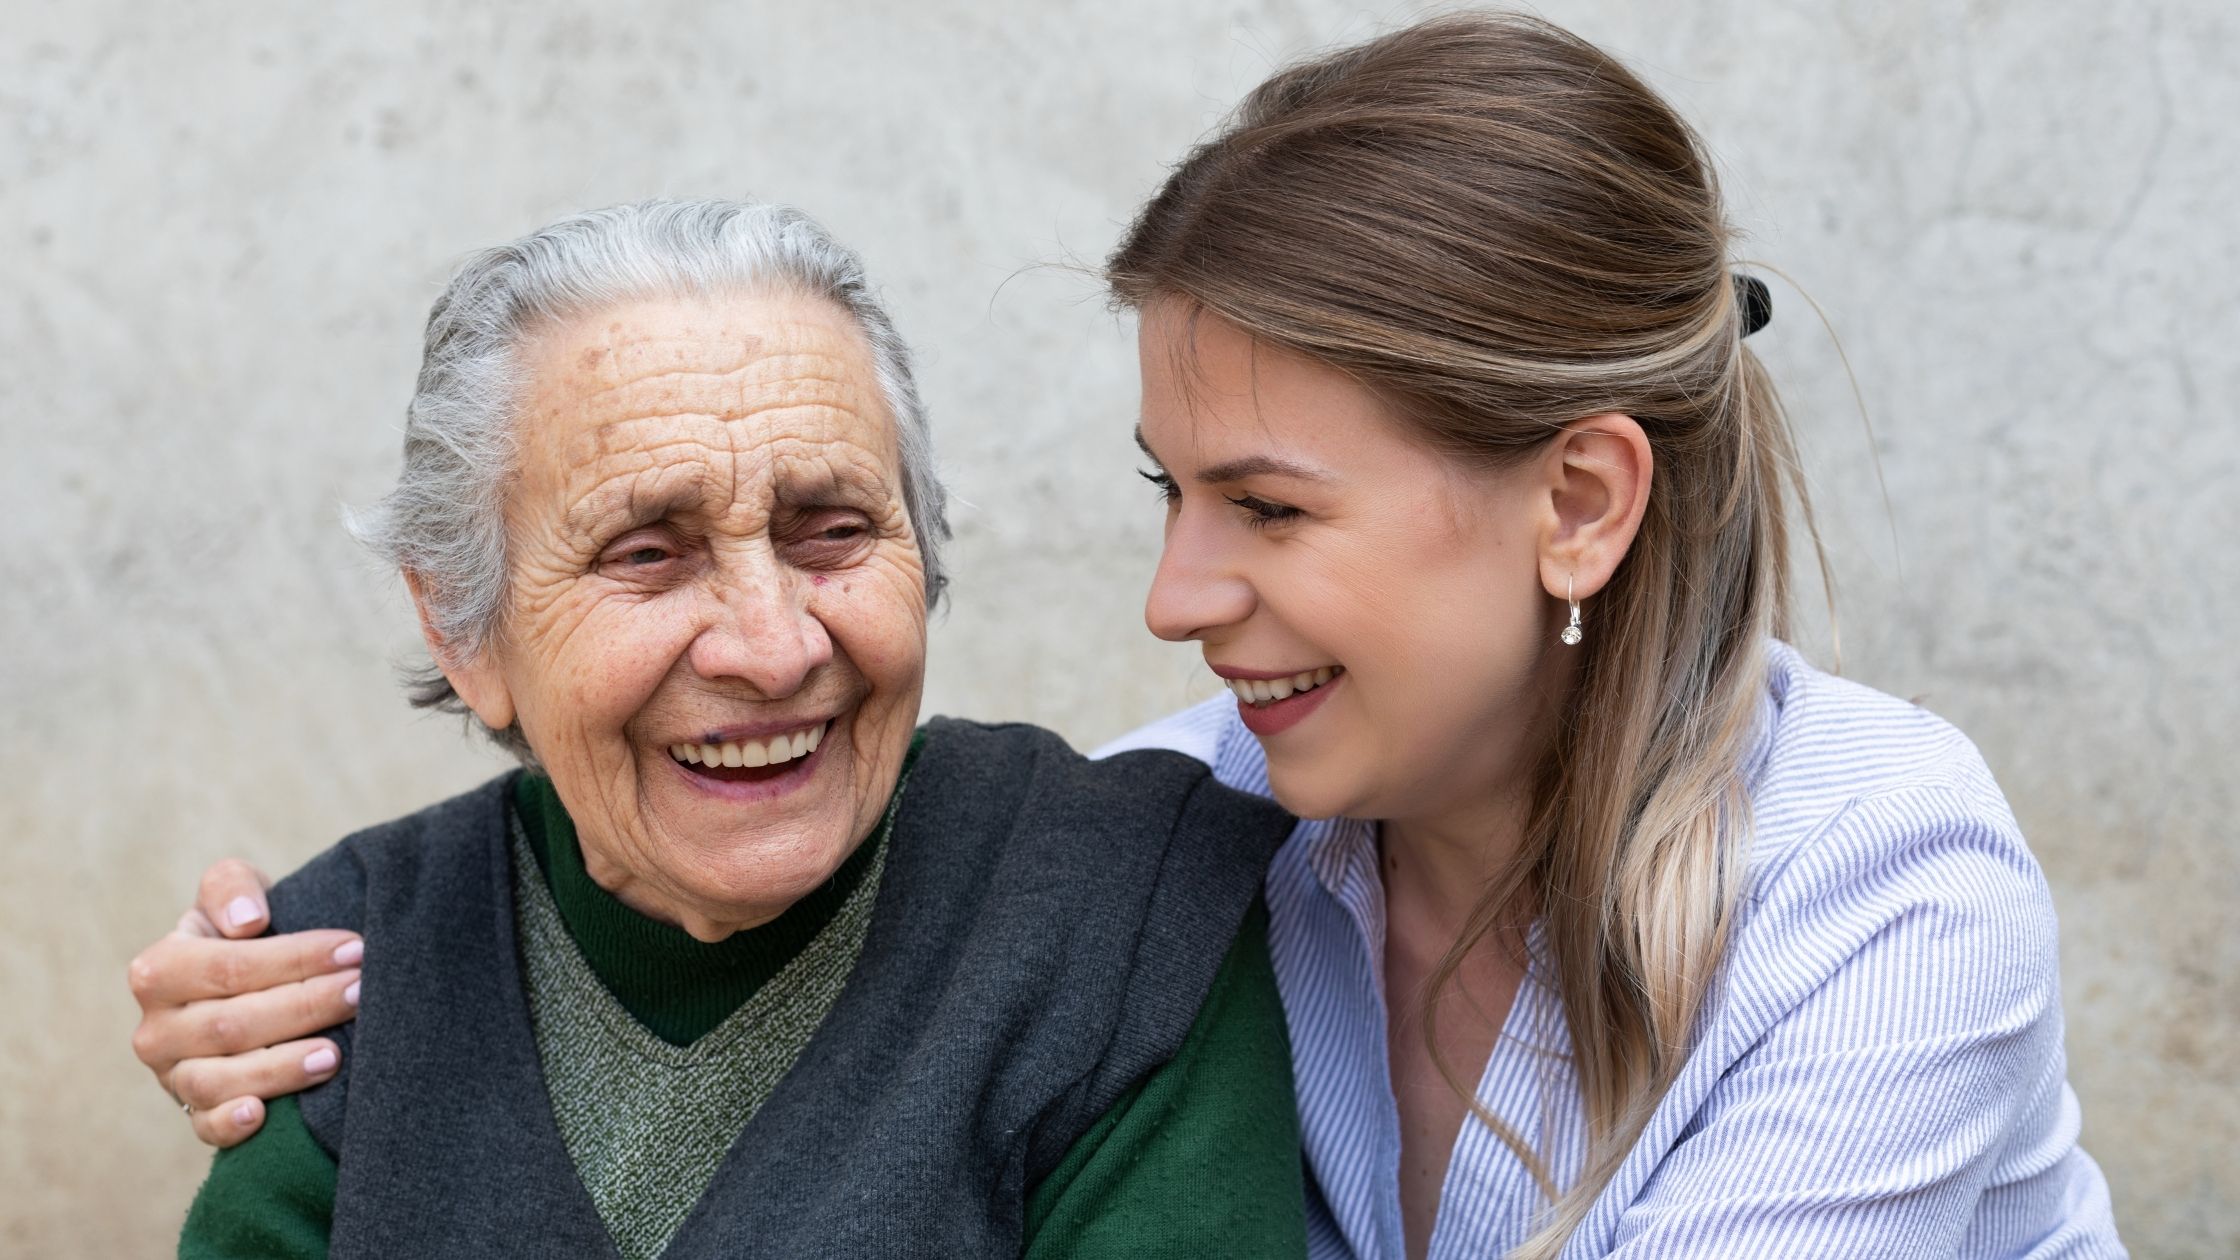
[180,767,1306,1258]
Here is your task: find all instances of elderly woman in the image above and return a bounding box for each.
[164,200,1306,1258]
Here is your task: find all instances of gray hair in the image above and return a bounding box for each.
[348,198,951,759]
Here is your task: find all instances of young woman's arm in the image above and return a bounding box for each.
[128,860,360,1146]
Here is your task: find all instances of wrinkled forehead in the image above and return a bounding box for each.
[512,293,901,507]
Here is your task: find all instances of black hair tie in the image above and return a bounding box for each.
[1736,273,1772,338]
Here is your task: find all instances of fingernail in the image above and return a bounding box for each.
[343,980,361,1006]
[303,1047,338,1074]
[224,896,263,930]
[232,1102,258,1127]
[332,940,363,966]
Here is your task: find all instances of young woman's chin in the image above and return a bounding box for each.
[1256,741,1388,824]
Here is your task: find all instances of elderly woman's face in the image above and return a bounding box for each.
[443,292,927,940]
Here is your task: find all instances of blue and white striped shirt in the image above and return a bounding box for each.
[1099,640,2123,1258]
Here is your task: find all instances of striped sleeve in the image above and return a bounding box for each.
[1604,785,2115,1259]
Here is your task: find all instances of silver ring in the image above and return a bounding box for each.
[180,1098,194,1116]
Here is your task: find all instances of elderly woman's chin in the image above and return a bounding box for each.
[536,681,922,943]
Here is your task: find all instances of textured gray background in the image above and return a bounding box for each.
[3,1,2232,1254]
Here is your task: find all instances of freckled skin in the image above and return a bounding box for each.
[462,293,927,941]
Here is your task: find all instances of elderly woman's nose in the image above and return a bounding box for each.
[1144,516,1255,643]
[685,578,836,698]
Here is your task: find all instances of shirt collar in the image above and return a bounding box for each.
[1744,639,1798,791]
[1300,813,1380,903]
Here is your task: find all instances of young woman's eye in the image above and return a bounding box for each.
[1224,493,1303,528]
[1137,467,1180,504]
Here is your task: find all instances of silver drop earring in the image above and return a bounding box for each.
[1560,576,1584,646]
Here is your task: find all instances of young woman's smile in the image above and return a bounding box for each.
[1209,662,1345,736]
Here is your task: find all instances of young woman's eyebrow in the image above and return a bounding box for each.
[1194,453,1330,484]
[1134,425,1330,484]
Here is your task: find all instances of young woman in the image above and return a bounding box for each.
[129,14,2121,1258]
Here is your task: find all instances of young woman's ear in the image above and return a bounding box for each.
[404,571,517,732]
[1535,413,1654,601]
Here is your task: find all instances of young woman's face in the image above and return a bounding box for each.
[1135,303,1569,825]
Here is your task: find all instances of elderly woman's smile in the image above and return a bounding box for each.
[442,292,929,943]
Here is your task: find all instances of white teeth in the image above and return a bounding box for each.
[666,721,832,769]
[1223,666,1343,707]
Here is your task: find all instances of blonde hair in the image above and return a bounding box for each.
[1107,14,1804,1254]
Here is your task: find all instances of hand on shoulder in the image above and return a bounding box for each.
[127,858,360,1148]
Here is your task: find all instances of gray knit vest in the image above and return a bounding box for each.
[267,717,1294,1259]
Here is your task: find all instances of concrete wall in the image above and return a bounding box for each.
[3,1,2231,1254]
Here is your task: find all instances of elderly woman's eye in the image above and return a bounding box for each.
[784,510,876,567]
[598,532,681,572]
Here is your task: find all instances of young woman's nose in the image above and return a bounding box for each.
[687,566,834,698]
[1143,512,1256,643]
